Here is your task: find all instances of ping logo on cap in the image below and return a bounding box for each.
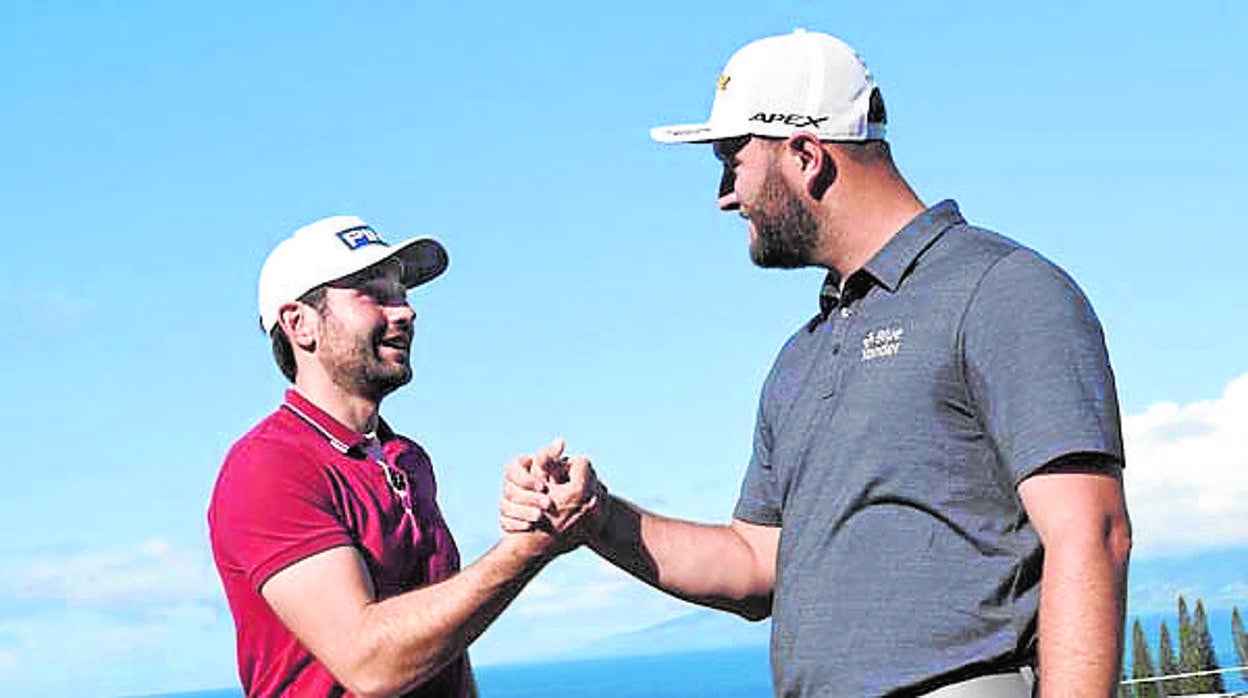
[337,225,388,250]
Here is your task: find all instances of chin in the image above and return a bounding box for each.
[365,367,412,399]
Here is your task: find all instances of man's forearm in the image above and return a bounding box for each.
[349,534,552,698]
[1035,529,1130,697]
[588,493,774,620]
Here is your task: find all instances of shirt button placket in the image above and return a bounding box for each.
[828,300,858,399]
[820,302,855,399]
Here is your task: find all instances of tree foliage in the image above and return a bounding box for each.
[1190,600,1224,693]
[1133,618,1161,698]
[1233,606,1248,684]
[1118,667,1133,698]
[1158,621,1179,696]
[1120,595,1248,696]
[1176,595,1198,694]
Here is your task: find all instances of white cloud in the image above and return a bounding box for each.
[1123,371,1248,557]
[8,537,219,607]
[0,603,237,697]
[0,539,237,696]
[472,552,693,665]
[511,558,635,618]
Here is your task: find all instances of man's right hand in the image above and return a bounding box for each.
[499,438,604,557]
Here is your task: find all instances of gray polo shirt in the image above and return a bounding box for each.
[734,200,1123,697]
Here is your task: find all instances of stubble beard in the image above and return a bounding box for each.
[747,167,821,269]
[319,312,412,402]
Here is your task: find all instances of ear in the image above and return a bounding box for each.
[786,132,836,199]
[277,302,319,351]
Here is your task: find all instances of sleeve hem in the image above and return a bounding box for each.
[1012,444,1124,487]
[732,502,782,527]
[249,532,356,592]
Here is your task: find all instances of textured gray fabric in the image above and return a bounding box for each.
[733,200,1123,697]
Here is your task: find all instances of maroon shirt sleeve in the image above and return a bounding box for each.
[213,436,353,591]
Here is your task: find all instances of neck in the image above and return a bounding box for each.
[814,166,926,281]
[293,371,381,434]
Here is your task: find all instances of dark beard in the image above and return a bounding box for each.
[748,169,820,269]
[321,319,412,401]
[340,354,411,402]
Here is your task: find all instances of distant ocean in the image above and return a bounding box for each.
[133,646,774,698]
[131,640,1248,697]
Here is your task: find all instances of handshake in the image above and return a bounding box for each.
[498,438,609,560]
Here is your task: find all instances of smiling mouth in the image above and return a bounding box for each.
[379,335,411,352]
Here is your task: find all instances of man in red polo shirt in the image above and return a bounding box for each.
[209,215,595,697]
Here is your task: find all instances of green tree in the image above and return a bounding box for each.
[1177,595,1198,694]
[1233,606,1248,684]
[1191,600,1224,693]
[1158,621,1178,696]
[1118,666,1132,698]
[1134,618,1161,698]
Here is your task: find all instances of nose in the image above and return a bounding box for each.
[717,168,739,211]
[389,301,415,328]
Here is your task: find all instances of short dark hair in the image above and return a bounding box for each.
[836,138,893,165]
[270,286,328,383]
[868,87,887,126]
[831,89,892,165]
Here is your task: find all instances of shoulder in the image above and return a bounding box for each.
[913,215,1102,330]
[966,244,1102,329]
[925,215,1087,301]
[982,244,1084,293]
[925,221,1031,282]
[211,411,330,516]
[222,411,318,477]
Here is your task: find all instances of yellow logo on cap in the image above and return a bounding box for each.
[717,74,730,91]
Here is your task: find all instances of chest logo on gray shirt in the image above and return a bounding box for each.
[861,326,905,361]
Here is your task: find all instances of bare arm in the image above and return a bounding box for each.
[263,443,580,698]
[262,529,551,698]
[592,496,778,620]
[502,458,778,620]
[1018,457,1132,698]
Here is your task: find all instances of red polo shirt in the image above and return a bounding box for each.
[208,390,467,697]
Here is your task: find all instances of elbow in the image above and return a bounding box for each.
[689,585,772,621]
[723,589,773,622]
[337,658,406,698]
[1106,511,1132,572]
[346,681,397,698]
[342,664,439,698]
[336,638,445,698]
[735,599,772,622]
[339,672,395,698]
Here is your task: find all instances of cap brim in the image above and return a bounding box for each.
[650,122,748,144]
[391,237,449,289]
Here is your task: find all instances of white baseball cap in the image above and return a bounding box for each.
[651,29,884,144]
[257,215,448,332]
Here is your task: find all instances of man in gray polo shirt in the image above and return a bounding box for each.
[503,29,1131,697]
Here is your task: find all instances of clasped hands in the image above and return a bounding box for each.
[500,438,605,557]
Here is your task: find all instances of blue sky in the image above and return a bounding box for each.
[1,1,1246,695]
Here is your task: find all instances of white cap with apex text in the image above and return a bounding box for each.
[651,29,884,144]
